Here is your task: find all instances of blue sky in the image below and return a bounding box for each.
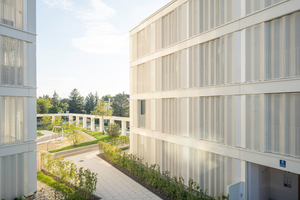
[37,0,170,98]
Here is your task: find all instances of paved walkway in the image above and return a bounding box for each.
[37,130,62,143]
[67,150,162,200]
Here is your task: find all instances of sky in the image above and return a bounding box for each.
[37,0,170,99]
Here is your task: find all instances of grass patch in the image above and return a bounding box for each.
[121,147,130,151]
[37,127,45,130]
[37,133,44,137]
[83,130,103,139]
[49,135,125,153]
[37,172,75,196]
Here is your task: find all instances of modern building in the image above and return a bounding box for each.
[0,0,37,199]
[129,0,300,199]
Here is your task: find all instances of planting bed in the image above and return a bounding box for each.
[98,153,171,200]
[41,169,101,200]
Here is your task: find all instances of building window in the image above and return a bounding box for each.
[1,96,26,145]
[141,100,145,115]
[1,35,25,86]
[0,0,23,29]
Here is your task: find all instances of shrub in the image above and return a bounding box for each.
[40,115,52,130]
[105,122,120,138]
[63,121,84,146]
[41,153,98,199]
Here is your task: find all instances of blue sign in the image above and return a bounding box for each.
[280,160,286,168]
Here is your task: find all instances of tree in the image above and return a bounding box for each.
[37,103,41,114]
[105,122,120,138]
[85,92,95,114]
[49,106,61,114]
[51,90,60,107]
[111,92,129,117]
[91,99,113,118]
[68,89,84,113]
[95,91,99,105]
[59,102,69,112]
[37,98,52,114]
[63,121,84,146]
[101,94,112,102]
[40,115,52,130]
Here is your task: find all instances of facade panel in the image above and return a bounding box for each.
[130,0,300,199]
[0,0,36,199]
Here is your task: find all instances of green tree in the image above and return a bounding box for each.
[59,102,69,112]
[51,90,60,107]
[37,103,41,114]
[91,99,113,118]
[40,115,52,130]
[95,91,99,105]
[105,122,120,138]
[37,98,52,114]
[49,106,61,114]
[63,121,84,146]
[53,116,63,127]
[111,92,129,117]
[85,92,95,114]
[68,89,84,113]
[101,94,112,101]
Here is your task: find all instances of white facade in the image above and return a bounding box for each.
[0,0,37,199]
[130,0,300,199]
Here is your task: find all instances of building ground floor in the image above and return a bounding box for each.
[130,132,300,200]
[0,149,37,199]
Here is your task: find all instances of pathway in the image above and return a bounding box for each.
[67,150,162,200]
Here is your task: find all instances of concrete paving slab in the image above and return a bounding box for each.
[66,150,162,200]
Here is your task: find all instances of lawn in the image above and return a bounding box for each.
[37,133,44,137]
[49,133,126,153]
[37,127,45,130]
[37,172,74,195]
[83,130,104,139]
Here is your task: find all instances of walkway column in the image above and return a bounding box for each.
[76,116,79,125]
[110,118,114,124]
[91,117,95,131]
[100,117,104,132]
[83,117,86,128]
[69,115,73,123]
[51,115,55,123]
[122,120,126,136]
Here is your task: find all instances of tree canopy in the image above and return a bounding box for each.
[37,98,51,114]
[91,99,113,117]
[68,89,84,113]
[111,92,129,117]
[85,92,96,114]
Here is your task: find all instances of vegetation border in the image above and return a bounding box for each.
[98,153,172,200]
[41,169,101,200]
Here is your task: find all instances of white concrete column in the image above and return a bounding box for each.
[76,116,79,125]
[83,117,86,128]
[122,120,126,136]
[51,116,55,123]
[110,118,114,124]
[91,117,95,131]
[69,115,73,122]
[99,117,104,132]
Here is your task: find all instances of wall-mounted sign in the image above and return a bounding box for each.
[280,160,286,168]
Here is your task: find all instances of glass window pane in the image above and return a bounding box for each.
[141,100,145,115]
[1,0,15,27]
